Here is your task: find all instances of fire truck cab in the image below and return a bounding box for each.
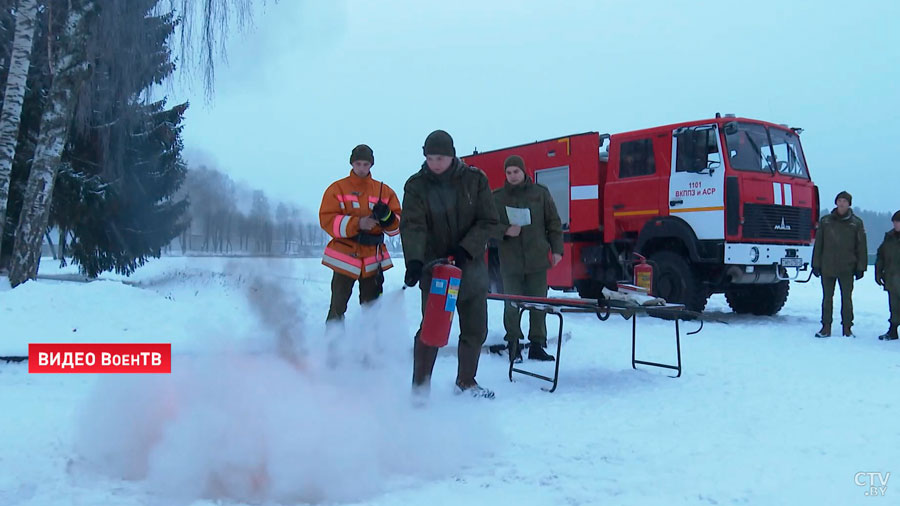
[463,115,818,314]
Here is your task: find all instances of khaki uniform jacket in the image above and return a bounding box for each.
[400,159,499,300]
[492,175,563,275]
[812,209,867,277]
[876,230,900,292]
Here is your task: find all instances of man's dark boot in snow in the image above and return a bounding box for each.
[879,325,899,340]
[528,343,555,361]
[456,340,494,399]
[842,325,855,338]
[412,333,439,394]
[815,325,831,338]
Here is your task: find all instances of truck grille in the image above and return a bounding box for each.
[742,204,812,241]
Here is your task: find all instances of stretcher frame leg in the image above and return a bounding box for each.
[631,315,682,378]
[508,305,564,392]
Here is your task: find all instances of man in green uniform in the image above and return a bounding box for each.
[875,210,900,340]
[812,191,868,337]
[400,130,500,399]
[492,155,563,362]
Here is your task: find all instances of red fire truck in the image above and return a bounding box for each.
[462,115,818,314]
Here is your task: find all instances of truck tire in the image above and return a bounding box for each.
[575,279,603,300]
[725,280,790,316]
[649,250,708,313]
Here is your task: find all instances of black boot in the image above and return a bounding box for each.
[528,343,555,361]
[842,325,855,338]
[815,325,831,338]
[412,333,439,394]
[879,325,899,341]
[456,340,494,399]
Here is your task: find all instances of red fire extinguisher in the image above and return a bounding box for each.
[419,259,462,348]
[633,252,653,295]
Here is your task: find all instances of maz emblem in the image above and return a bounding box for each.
[774,218,792,231]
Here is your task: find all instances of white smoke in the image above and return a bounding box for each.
[73,267,498,504]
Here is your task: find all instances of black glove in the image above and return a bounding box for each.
[447,245,471,269]
[811,267,820,278]
[372,201,395,226]
[854,271,864,281]
[405,260,423,287]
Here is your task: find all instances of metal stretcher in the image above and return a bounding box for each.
[486,293,704,392]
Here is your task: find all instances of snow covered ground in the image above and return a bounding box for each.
[1,256,898,506]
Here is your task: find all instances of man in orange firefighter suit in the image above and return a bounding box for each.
[319,144,402,323]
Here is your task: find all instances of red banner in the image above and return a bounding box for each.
[28,343,171,373]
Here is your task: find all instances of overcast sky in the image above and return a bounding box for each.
[171,0,899,217]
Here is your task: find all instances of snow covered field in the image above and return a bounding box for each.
[1,256,898,506]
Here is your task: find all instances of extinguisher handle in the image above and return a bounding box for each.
[402,258,453,290]
[423,257,452,272]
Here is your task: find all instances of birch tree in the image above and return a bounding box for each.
[8,2,93,287]
[0,0,38,264]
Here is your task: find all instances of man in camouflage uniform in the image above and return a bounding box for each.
[812,191,867,337]
[492,155,563,362]
[874,210,900,340]
[400,130,500,399]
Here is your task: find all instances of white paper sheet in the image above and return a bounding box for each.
[505,206,532,226]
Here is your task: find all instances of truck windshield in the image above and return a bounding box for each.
[724,122,809,179]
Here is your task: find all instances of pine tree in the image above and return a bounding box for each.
[54,101,189,277]
[49,4,189,277]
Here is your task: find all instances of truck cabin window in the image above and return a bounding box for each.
[618,139,656,178]
[725,122,809,179]
[768,128,809,178]
[675,126,721,173]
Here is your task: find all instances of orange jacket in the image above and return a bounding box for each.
[319,171,401,279]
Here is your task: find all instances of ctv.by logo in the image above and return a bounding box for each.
[855,471,890,497]
[774,217,791,231]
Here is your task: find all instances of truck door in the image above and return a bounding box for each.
[668,124,725,240]
[606,137,661,238]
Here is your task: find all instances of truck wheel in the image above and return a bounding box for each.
[725,280,790,316]
[575,279,603,300]
[649,251,708,312]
